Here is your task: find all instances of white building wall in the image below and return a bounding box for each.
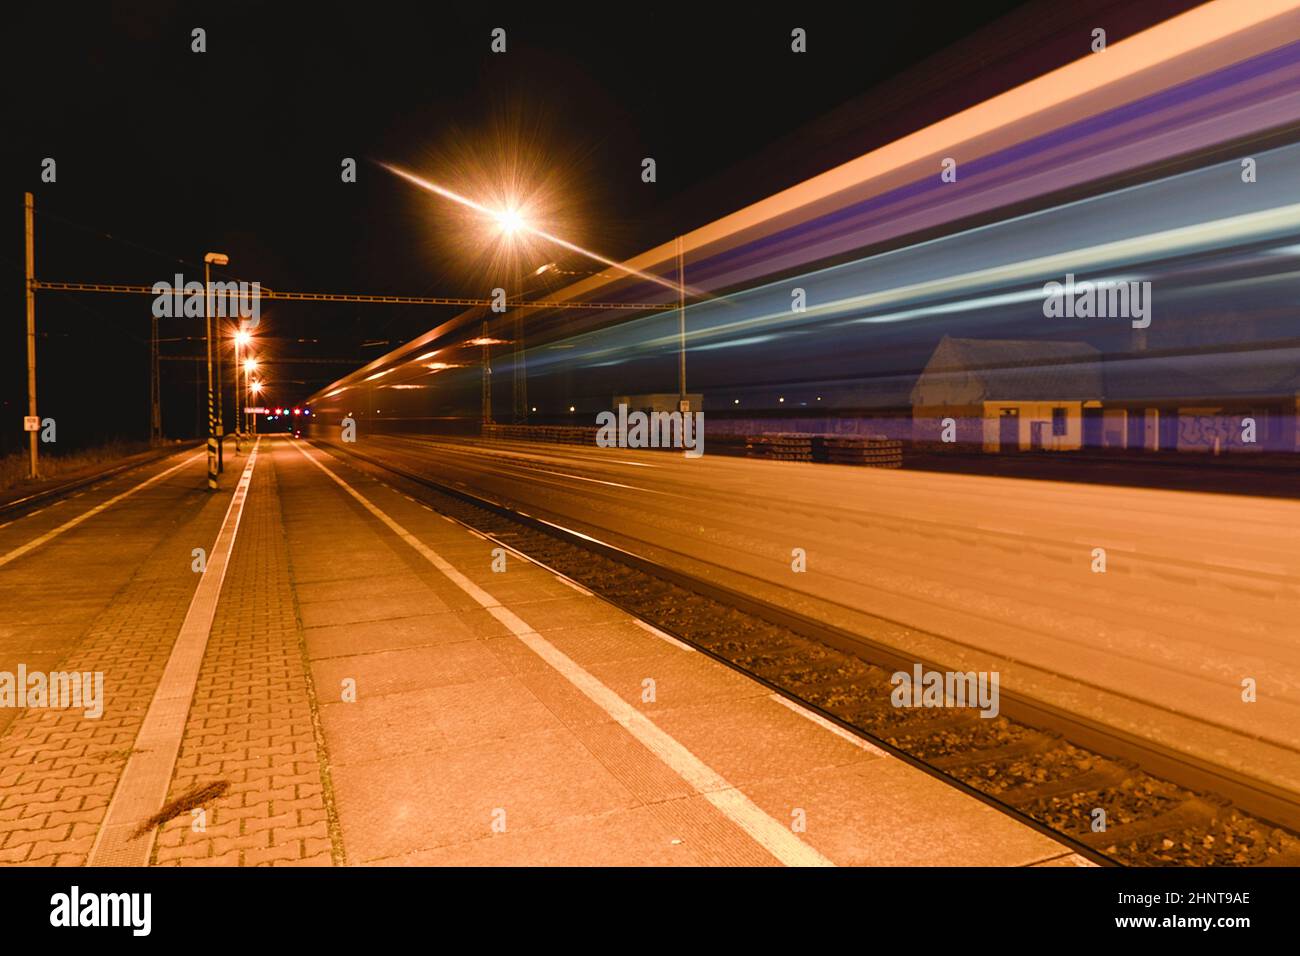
[982,401,1084,452]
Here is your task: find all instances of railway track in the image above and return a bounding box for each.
[312,437,1300,867]
[0,442,201,520]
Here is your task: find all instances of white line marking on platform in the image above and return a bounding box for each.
[632,619,695,652]
[554,575,593,596]
[88,442,260,867]
[297,442,833,867]
[0,452,203,570]
[770,694,890,756]
[1035,852,1099,867]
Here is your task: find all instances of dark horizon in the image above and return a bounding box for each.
[1,0,1203,451]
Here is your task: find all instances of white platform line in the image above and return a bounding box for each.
[0,452,204,570]
[296,443,833,868]
[553,575,593,596]
[770,694,891,757]
[88,442,260,866]
[632,618,696,653]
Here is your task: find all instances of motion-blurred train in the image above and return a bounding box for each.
[308,9,1300,467]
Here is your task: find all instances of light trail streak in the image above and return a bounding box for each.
[379,161,695,298]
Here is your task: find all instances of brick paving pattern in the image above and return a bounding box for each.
[0,458,225,865]
[153,451,339,866]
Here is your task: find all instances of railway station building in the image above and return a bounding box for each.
[910,336,1300,455]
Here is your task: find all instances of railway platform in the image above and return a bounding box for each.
[0,436,1082,867]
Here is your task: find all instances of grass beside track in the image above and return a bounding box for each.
[0,439,156,495]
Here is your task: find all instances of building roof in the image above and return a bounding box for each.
[913,336,1300,406]
[912,335,1104,405]
[1101,346,1300,401]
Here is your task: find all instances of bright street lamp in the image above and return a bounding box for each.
[232,324,254,454]
[496,207,525,236]
[241,354,258,442]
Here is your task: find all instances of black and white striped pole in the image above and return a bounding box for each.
[202,252,228,490]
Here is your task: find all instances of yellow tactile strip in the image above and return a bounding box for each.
[88,445,259,866]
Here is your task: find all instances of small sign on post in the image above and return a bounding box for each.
[23,416,40,432]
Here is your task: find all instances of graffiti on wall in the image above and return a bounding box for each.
[1177,413,1256,451]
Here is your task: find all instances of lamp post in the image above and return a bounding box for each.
[234,329,252,453]
[202,252,229,490]
[243,357,257,443]
[249,378,262,438]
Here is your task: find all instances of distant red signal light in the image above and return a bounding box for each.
[292,407,301,415]
[274,407,283,415]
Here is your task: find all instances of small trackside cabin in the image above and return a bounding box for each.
[912,336,1300,454]
[911,336,1105,453]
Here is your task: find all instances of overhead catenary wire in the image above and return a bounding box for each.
[29,280,674,311]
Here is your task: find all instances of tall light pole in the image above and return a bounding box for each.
[249,380,262,437]
[243,356,257,444]
[216,322,225,474]
[234,329,251,453]
[203,252,228,490]
[232,329,241,454]
[512,261,555,424]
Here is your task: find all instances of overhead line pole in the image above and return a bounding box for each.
[202,253,228,489]
[481,318,492,427]
[215,315,224,474]
[150,309,161,444]
[24,193,38,479]
[24,277,674,451]
[204,258,217,489]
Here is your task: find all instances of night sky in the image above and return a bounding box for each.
[1,0,1203,451]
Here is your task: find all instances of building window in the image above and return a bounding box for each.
[1052,407,1067,436]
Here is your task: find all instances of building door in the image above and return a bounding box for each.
[1083,407,1103,448]
[998,408,1020,452]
